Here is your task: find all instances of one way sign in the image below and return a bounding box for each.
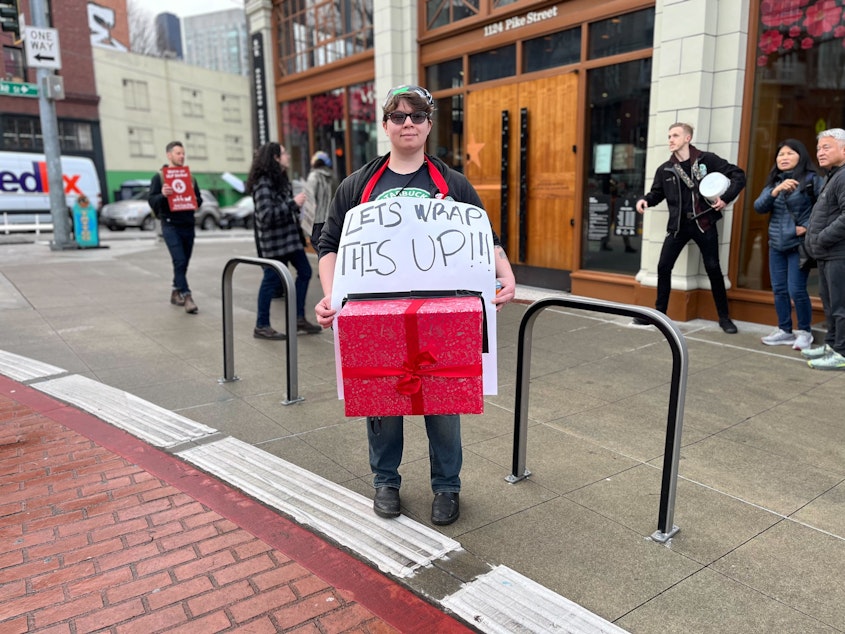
[24,26,62,70]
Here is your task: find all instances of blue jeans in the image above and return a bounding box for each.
[818,258,845,355]
[769,246,811,332]
[161,223,195,294]
[256,250,312,327]
[656,222,730,318]
[367,415,462,493]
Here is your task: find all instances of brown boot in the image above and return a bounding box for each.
[183,293,198,314]
[170,290,185,306]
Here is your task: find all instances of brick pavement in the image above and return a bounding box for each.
[0,379,472,633]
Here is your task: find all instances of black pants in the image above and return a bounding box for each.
[656,220,730,318]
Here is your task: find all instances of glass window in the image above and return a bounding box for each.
[469,45,516,83]
[426,0,479,30]
[426,58,463,91]
[1,115,40,150]
[181,88,204,118]
[524,27,581,73]
[582,59,652,274]
[739,0,845,293]
[311,88,346,180]
[58,121,93,152]
[3,45,25,82]
[348,81,377,175]
[280,97,309,180]
[588,8,654,59]
[123,79,149,111]
[429,94,464,172]
[276,0,373,77]
[225,135,244,161]
[128,126,155,157]
[222,94,242,122]
[186,132,208,160]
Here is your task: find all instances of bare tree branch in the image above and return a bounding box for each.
[127,0,162,56]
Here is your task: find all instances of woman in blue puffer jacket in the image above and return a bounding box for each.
[754,138,820,350]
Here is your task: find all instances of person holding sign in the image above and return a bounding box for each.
[314,84,516,526]
[635,123,745,333]
[149,141,202,314]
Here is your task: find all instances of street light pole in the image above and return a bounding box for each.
[30,0,75,250]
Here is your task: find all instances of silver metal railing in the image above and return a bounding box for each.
[508,296,688,543]
[220,256,304,405]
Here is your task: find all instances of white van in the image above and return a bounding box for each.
[0,151,102,234]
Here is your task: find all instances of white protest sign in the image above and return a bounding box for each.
[331,196,499,398]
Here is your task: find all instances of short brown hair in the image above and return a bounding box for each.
[669,122,694,138]
[382,85,435,120]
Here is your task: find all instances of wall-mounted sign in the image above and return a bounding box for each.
[251,32,269,148]
[483,6,559,37]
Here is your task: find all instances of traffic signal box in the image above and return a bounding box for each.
[0,0,20,40]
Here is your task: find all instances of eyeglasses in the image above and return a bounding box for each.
[385,111,429,125]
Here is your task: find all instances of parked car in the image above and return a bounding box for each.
[195,191,221,230]
[220,196,254,229]
[101,188,220,231]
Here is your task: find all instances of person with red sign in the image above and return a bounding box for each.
[149,141,203,314]
[314,85,516,526]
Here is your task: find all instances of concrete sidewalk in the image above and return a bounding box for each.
[1,231,844,633]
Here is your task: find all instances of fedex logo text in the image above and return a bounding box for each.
[0,161,84,196]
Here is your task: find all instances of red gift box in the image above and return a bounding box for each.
[337,296,484,417]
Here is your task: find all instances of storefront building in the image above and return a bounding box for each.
[253,0,845,326]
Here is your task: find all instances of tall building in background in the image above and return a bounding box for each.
[155,12,182,59]
[183,9,248,76]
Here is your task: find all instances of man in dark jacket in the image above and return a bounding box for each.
[149,141,202,314]
[802,128,845,370]
[314,84,516,527]
[635,123,745,333]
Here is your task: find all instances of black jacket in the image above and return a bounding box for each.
[640,145,745,234]
[805,165,845,261]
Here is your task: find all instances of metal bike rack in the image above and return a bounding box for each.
[220,256,304,405]
[508,297,688,543]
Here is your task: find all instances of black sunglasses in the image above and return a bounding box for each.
[385,111,430,125]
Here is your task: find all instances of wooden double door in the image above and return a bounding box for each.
[465,73,578,275]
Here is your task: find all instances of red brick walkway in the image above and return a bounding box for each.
[0,378,472,633]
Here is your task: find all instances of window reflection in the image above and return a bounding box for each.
[582,59,651,274]
[469,45,516,83]
[740,0,845,293]
[429,94,464,172]
[524,27,580,73]
[588,8,654,59]
[349,81,377,174]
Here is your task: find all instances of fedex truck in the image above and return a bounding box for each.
[0,151,102,234]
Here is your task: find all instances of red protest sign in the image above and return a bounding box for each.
[163,166,197,212]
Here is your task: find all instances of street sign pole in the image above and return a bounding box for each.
[29,0,74,250]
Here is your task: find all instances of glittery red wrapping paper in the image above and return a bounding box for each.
[337,297,484,417]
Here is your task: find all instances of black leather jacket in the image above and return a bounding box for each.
[639,145,745,234]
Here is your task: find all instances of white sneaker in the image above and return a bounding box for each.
[792,330,813,350]
[761,328,795,346]
[801,344,833,360]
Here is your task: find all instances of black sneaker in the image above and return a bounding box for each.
[373,487,400,518]
[297,318,322,334]
[431,492,460,526]
[253,326,286,340]
[719,317,738,334]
